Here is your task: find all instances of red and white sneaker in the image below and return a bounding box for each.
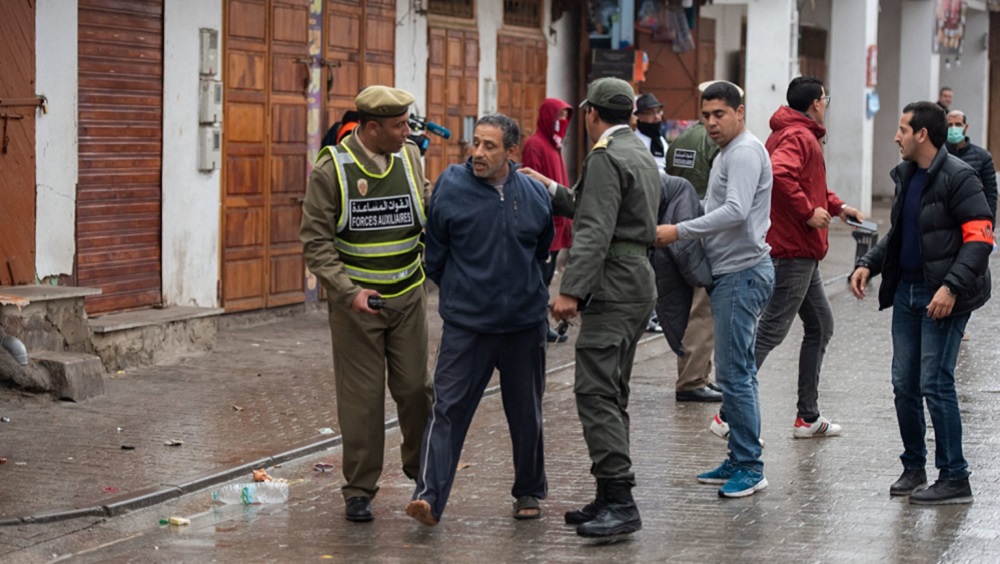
[709,412,730,439]
[793,416,842,438]
[709,412,766,447]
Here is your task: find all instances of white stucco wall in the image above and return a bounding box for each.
[546,2,580,178]
[826,0,879,215]
[35,0,79,281]
[900,0,941,104]
[874,0,904,199]
[743,0,798,141]
[395,0,429,115]
[477,0,502,117]
[700,3,745,85]
[939,7,990,146]
[161,0,222,307]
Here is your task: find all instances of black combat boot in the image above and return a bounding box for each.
[564,479,607,525]
[576,479,642,538]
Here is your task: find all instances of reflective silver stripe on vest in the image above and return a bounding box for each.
[343,256,422,283]
[330,151,352,233]
[396,149,427,228]
[334,234,420,257]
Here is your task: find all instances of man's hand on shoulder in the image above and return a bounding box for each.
[806,207,832,229]
[519,167,553,187]
[351,288,382,315]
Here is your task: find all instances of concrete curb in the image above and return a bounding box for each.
[5,271,853,526]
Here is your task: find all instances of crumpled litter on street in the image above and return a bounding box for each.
[313,462,334,472]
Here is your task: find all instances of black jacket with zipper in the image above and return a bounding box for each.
[857,145,992,316]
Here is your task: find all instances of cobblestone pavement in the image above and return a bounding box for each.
[9,205,1000,561]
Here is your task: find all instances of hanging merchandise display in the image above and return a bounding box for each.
[933,0,966,55]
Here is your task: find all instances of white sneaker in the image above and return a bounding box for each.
[792,416,842,438]
[709,412,766,447]
[710,412,730,439]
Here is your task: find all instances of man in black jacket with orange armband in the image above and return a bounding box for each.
[850,101,992,505]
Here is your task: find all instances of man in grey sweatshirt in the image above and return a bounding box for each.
[657,81,774,498]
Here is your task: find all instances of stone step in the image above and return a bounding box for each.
[31,351,105,402]
[88,306,224,371]
[0,285,102,354]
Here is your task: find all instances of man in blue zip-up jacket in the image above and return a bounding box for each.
[406,114,554,527]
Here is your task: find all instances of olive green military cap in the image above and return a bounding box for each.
[580,77,635,112]
[355,86,414,117]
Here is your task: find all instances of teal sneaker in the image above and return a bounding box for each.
[718,467,768,498]
[697,459,738,485]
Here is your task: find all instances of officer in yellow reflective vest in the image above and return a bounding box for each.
[300,85,432,523]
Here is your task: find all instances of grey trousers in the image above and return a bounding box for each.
[754,257,834,421]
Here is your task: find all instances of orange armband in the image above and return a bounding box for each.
[961,219,994,244]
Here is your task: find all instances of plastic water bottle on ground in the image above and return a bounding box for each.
[211,482,288,504]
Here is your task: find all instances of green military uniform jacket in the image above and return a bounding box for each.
[559,126,660,303]
[665,121,718,198]
[300,133,431,308]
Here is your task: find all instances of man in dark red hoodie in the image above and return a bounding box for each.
[755,76,862,439]
[521,98,574,343]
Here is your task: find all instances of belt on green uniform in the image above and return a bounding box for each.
[607,241,649,258]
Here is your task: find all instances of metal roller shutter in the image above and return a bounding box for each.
[77,0,163,314]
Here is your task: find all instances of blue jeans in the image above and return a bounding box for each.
[891,281,971,481]
[710,257,774,473]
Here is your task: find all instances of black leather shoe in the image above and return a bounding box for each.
[565,479,607,524]
[576,480,641,538]
[576,503,642,537]
[676,386,723,402]
[345,496,374,522]
[910,478,973,505]
[889,468,927,496]
[707,381,722,393]
[565,499,602,525]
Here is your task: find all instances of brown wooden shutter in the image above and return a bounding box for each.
[77,0,164,313]
[0,0,37,285]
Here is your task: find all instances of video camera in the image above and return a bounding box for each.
[407,114,451,156]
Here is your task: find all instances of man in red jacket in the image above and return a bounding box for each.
[755,76,862,438]
[521,98,574,343]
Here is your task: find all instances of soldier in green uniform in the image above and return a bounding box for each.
[300,85,432,523]
[523,77,659,538]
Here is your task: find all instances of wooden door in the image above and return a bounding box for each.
[635,16,709,120]
[799,26,827,83]
[324,0,396,135]
[0,0,37,285]
[497,33,547,161]
[222,0,310,312]
[425,26,479,183]
[77,0,163,313]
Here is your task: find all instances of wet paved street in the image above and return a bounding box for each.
[8,271,1000,562]
[4,212,1000,562]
